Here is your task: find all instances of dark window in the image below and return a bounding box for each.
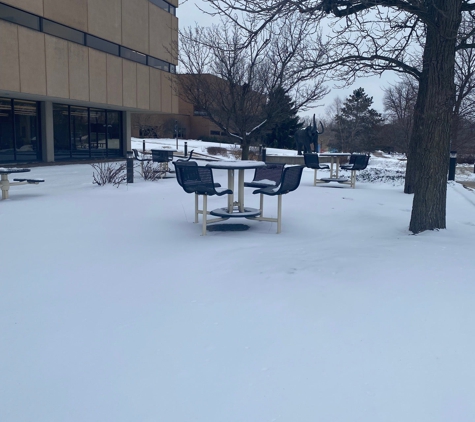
[0,3,40,30]
[107,111,122,157]
[0,98,14,163]
[169,64,176,74]
[148,56,169,71]
[53,104,122,160]
[89,108,107,158]
[42,19,84,44]
[53,104,71,160]
[169,5,176,16]
[120,47,147,65]
[210,130,221,136]
[86,34,119,56]
[70,106,89,159]
[149,0,169,12]
[13,100,40,162]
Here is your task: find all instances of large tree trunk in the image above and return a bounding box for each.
[408,0,462,234]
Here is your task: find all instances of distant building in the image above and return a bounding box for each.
[132,95,228,141]
[0,0,179,164]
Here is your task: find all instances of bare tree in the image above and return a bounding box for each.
[178,16,329,159]
[201,0,475,233]
[453,16,475,153]
[382,76,418,153]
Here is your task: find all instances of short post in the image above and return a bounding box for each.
[142,139,146,153]
[184,141,188,157]
[126,151,134,183]
[448,150,457,181]
[259,145,263,159]
[175,120,178,150]
[262,147,266,162]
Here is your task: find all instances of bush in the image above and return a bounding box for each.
[91,162,127,187]
[207,146,229,156]
[139,161,167,181]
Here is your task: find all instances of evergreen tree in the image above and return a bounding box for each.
[331,88,383,152]
[262,87,301,149]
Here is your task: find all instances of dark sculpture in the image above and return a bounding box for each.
[295,114,324,155]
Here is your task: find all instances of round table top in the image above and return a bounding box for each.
[206,160,266,170]
[0,168,31,174]
[319,153,352,157]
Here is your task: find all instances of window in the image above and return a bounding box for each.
[0,3,40,30]
[148,56,169,71]
[42,19,84,44]
[0,4,176,74]
[86,34,119,56]
[53,104,122,160]
[121,47,147,65]
[0,98,40,163]
[0,98,14,163]
[149,0,169,12]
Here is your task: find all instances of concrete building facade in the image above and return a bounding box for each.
[0,0,179,164]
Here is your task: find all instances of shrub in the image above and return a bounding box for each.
[139,161,167,181]
[91,162,127,187]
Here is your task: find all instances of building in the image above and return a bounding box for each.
[132,74,241,142]
[132,95,229,141]
[0,0,179,165]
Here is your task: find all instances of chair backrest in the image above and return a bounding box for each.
[173,160,198,188]
[276,166,304,194]
[174,163,220,195]
[303,153,321,169]
[252,163,285,185]
[350,154,370,170]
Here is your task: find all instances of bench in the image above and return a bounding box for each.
[13,178,45,184]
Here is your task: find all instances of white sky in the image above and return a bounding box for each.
[176,0,401,117]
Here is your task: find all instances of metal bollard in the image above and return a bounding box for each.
[262,147,267,162]
[184,141,188,157]
[448,150,457,181]
[142,140,146,152]
[126,151,134,183]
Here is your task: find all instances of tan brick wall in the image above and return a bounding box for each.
[0,0,179,113]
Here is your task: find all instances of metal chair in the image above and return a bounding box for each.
[252,166,304,234]
[244,163,285,215]
[132,148,152,175]
[303,153,330,185]
[173,162,232,235]
[339,154,370,188]
[173,160,221,225]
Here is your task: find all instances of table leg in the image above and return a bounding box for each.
[330,157,336,178]
[1,174,9,200]
[238,169,245,212]
[227,169,234,212]
[335,157,340,179]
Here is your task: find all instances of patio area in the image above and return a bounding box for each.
[1,148,475,422]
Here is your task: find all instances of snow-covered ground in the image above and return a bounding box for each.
[1,139,475,422]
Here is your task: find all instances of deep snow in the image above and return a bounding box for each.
[1,139,474,422]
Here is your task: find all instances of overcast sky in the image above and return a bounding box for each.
[176,0,399,117]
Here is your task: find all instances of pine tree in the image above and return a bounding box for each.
[262,87,301,149]
[331,88,383,152]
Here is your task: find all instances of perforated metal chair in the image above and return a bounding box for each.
[339,154,370,188]
[173,162,232,235]
[252,165,304,233]
[173,160,221,225]
[304,153,330,185]
[244,163,285,215]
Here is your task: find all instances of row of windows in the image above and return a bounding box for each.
[53,104,123,160]
[0,2,176,73]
